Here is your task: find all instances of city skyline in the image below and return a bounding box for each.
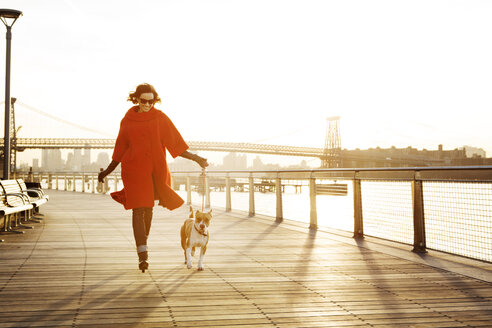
[19,142,488,173]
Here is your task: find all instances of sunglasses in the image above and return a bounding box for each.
[139,98,155,105]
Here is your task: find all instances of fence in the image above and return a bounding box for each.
[14,171,119,194]
[17,166,492,262]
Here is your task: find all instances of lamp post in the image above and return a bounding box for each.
[0,9,22,179]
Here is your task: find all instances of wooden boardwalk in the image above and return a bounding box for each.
[0,190,491,328]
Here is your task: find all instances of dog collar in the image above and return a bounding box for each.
[194,224,208,237]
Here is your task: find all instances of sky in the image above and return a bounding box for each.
[1,0,492,167]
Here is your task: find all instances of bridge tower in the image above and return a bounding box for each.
[9,97,21,173]
[322,116,341,168]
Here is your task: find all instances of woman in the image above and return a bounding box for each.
[98,83,208,272]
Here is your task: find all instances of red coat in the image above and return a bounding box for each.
[110,106,189,210]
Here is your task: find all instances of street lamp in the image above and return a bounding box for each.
[0,9,22,179]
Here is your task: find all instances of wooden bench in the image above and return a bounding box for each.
[16,179,49,212]
[0,179,41,223]
[0,181,34,236]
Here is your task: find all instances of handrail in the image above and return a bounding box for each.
[171,166,492,182]
[171,165,492,173]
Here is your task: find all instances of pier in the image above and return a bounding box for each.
[1,189,491,327]
[2,1,492,326]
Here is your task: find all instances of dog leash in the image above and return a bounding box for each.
[201,167,206,212]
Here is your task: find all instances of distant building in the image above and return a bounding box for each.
[222,152,247,170]
[19,161,29,172]
[339,144,492,168]
[65,153,74,170]
[95,152,110,169]
[73,149,82,171]
[460,146,486,158]
[252,156,263,170]
[169,156,198,171]
[32,158,40,171]
[64,149,91,171]
[251,156,281,170]
[82,149,91,169]
[42,149,64,171]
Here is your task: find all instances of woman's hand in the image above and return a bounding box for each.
[180,151,209,168]
[98,170,108,183]
[98,160,120,183]
[196,156,209,169]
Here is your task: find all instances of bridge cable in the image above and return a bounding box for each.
[13,100,114,137]
[251,124,317,143]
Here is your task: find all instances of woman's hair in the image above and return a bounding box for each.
[127,83,162,104]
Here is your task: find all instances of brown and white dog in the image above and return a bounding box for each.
[180,206,212,271]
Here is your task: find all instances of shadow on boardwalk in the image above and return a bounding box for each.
[0,190,491,328]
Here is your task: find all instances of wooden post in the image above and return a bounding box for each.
[309,176,317,229]
[91,175,95,193]
[412,175,427,253]
[248,175,255,217]
[72,175,76,192]
[205,175,211,209]
[55,175,59,190]
[276,176,283,222]
[64,175,67,191]
[47,173,52,190]
[353,173,364,239]
[186,176,191,205]
[225,175,231,212]
[81,174,85,193]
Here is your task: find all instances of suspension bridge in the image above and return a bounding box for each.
[7,138,326,157]
[2,100,448,168]
[3,100,343,166]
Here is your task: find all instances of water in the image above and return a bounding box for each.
[175,185,354,232]
[43,178,491,262]
[49,179,352,231]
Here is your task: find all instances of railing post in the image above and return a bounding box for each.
[276,175,283,223]
[205,175,211,209]
[64,175,67,191]
[309,175,317,229]
[91,175,95,193]
[47,173,52,190]
[412,174,427,253]
[72,174,76,192]
[186,176,191,205]
[353,172,364,239]
[55,174,59,190]
[225,174,231,212]
[249,174,255,217]
[81,174,85,193]
[114,176,118,193]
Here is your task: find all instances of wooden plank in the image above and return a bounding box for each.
[0,190,490,328]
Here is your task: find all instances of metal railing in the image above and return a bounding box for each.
[16,166,492,262]
[171,166,492,262]
[13,171,120,194]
